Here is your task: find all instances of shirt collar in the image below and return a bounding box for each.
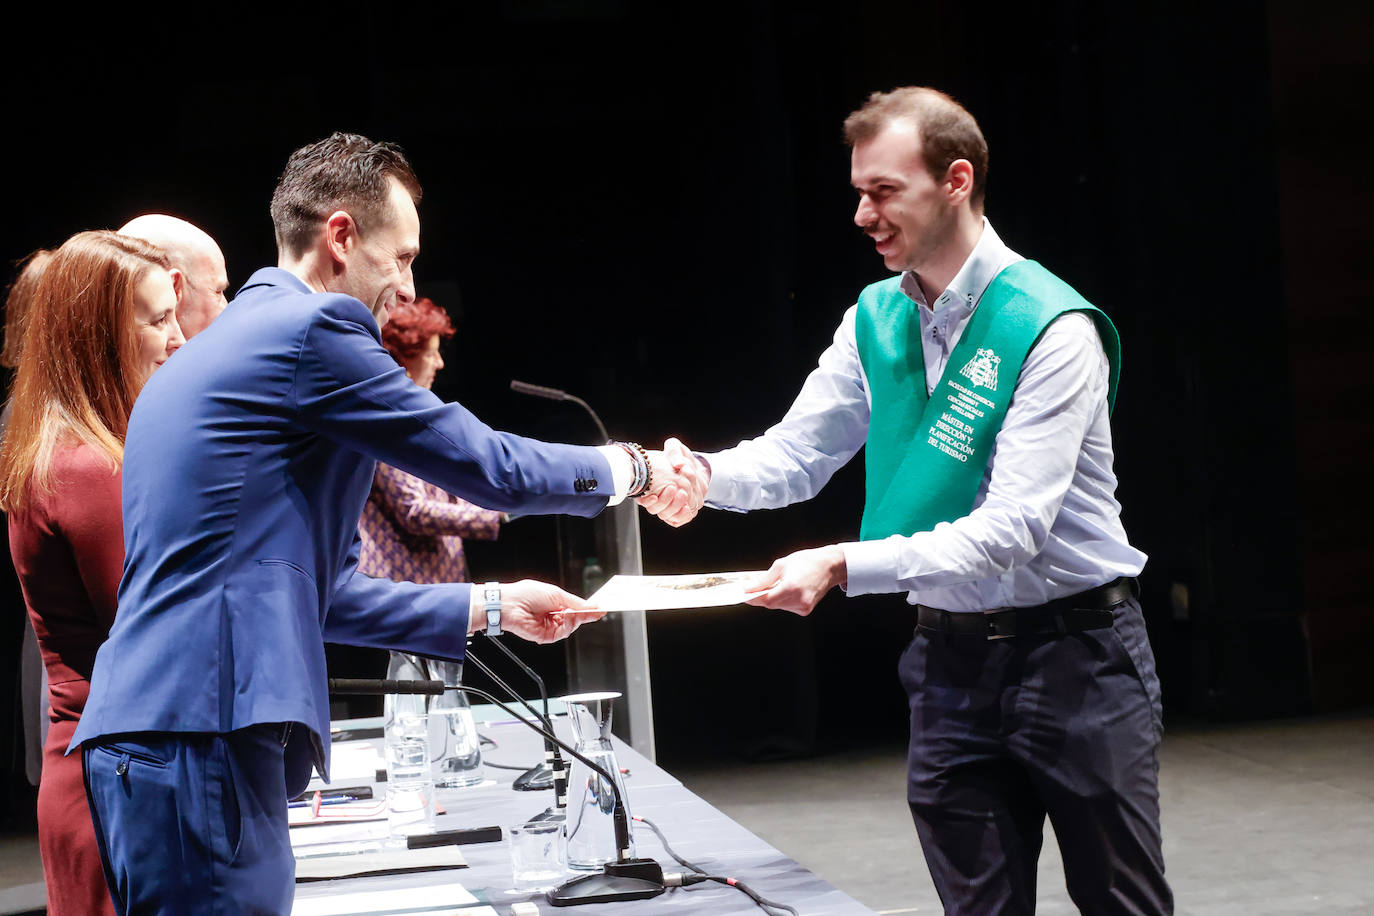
[898,217,1011,318]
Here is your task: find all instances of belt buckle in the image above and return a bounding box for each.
[984,609,1015,640]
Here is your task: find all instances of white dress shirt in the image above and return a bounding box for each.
[704,220,1146,611]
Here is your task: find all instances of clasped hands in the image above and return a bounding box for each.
[471,443,706,643]
[638,437,709,527]
[474,437,843,642]
[637,439,847,617]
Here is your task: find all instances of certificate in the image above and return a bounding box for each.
[587,572,766,612]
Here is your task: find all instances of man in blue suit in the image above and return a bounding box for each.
[73,133,696,914]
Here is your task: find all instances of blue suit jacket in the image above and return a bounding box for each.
[72,268,612,786]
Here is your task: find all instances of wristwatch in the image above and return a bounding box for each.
[484,582,502,637]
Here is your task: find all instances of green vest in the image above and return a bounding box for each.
[855,260,1120,540]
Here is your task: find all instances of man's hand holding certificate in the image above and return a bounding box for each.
[587,572,767,612]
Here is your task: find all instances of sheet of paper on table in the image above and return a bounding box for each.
[291,879,485,915]
[303,741,385,796]
[587,571,767,611]
[326,741,386,780]
[290,819,389,850]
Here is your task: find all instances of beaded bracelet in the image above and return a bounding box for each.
[614,441,653,499]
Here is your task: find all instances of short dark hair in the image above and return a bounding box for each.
[269,132,423,257]
[844,87,989,209]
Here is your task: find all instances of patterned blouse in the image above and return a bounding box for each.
[357,462,502,584]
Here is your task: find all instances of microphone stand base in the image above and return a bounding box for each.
[527,806,566,824]
[513,764,555,792]
[545,859,666,907]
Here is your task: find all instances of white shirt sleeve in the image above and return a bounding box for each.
[842,313,1109,596]
[703,306,871,511]
[596,445,634,506]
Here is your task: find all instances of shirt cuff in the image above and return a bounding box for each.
[841,538,903,596]
[596,445,633,506]
[701,452,748,511]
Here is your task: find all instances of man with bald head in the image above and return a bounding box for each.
[118,214,228,338]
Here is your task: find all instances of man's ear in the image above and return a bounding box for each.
[324,211,357,266]
[168,268,187,304]
[945,159,975,206]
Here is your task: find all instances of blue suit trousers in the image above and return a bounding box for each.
[901,598,1173,915]
[82,726,294,915]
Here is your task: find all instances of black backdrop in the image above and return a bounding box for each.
[4,1,1371,805]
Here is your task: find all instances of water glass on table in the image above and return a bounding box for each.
[385,707,436,840]
[509,820,567,893]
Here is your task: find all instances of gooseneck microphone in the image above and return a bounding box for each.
[509,380,610,443]
[460,649,568,806]
[479,635,564,795]
[326,678,445,696]
[329,674,665,904]
[483,635,554,732]
[326,675,793,911]
[451,683,666,905]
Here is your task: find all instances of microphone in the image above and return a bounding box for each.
[510,379,610,444]
[508,380,571,402]
[328,673,666,905]
[327,678,445,696]
[479,635,563,796]
[453,683,666,905]
[460,648,568,807]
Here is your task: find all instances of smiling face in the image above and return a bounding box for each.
[132,266,184,384]
[850,118,959,274]
[341,178,420,329]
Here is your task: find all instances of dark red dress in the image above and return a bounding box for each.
[8,444,122,916]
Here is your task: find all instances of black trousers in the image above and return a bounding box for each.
[900,598,1173,915]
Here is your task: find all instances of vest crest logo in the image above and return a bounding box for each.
[959,348,1001,391]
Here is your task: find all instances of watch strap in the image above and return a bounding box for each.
[483,582,502,636]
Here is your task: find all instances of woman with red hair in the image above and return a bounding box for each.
[358,296,503,585]
[1,230,184,915]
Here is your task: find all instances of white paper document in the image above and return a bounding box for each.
[291,879,481,915]
[587,572,767,611]
[325,741,387,781]
[290,820,389,850]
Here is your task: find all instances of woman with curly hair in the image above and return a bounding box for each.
[356,296,505,586]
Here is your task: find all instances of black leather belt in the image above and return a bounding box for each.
[916,577,1137,641]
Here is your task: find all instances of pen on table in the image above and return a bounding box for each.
[288,792,365,809]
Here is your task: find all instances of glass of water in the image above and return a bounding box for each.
[427,659,485,790]
[509,820,567,893]
[384,655,436,841]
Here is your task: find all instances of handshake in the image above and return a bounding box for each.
[635,438,847,617]
[637,437,710,527]
[470,436,843,645]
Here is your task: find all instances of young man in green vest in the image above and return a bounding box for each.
[640,88,1171,915]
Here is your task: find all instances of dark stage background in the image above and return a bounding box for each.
[3,2,1371,819]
